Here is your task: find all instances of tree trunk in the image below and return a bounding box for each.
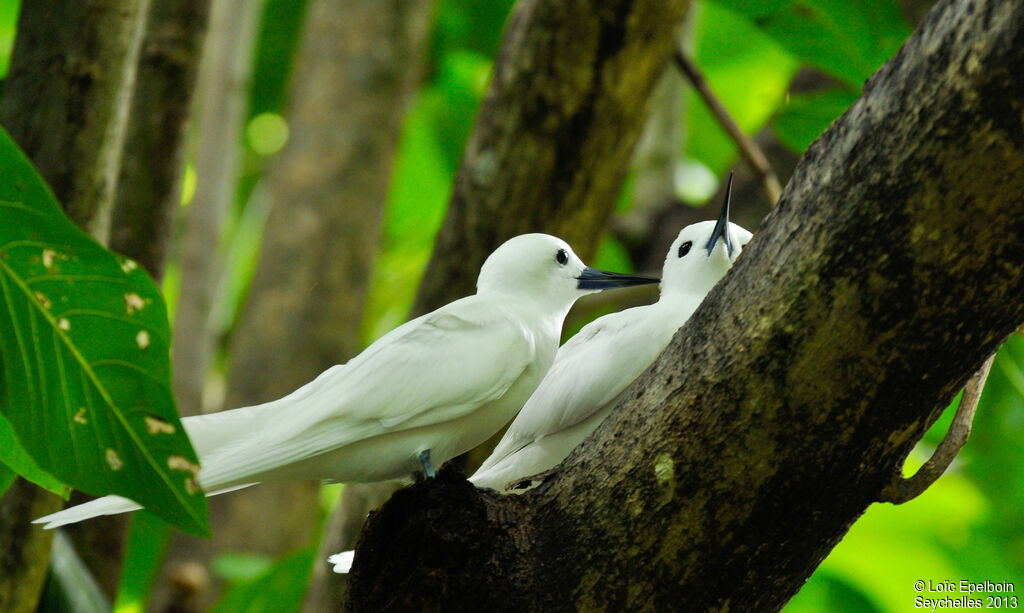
[170,0,261,416]
[345,0,1024,610]
[0,2,150,611]
[412,0,692,315]
[0,0,150,241]
[109,0,213,280]
[294,3,436,610]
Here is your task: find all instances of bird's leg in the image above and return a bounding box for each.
[418,449,436,479]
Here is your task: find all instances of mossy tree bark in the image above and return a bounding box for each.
[346,0,1024,610]
[0,1,151,611]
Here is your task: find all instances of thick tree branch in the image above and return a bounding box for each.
[347,0,1024,610]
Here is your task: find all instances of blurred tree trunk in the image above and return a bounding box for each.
[144,0,262,610]
[345,0,1024,610]
[412,0,691,315]
[171,0,261,417]
[0,1,151,611]
[150,1,434,610]
[110,0,213,280]
[299,1,436,607]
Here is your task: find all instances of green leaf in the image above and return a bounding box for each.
[713,0,911,87]
[685,1,800,174]
[114,511,171,613]
[0,127,209,535]
[0,413,69,496]
[772,87,860,153]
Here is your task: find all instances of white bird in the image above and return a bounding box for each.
[35,234,658,529]
[469,182,751,492]
[330,181,752,575]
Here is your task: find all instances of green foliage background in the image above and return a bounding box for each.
[1,0,1021,610]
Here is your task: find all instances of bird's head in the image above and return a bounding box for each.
[661,176,753,298]
[477,233,659,309]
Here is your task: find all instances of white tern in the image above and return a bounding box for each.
[470,182,751,491]
[35,234,658,529]
[330,180,752,574]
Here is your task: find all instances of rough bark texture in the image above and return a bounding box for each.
[0,0,150,241]
[347,0,1024,610]
[109,0,213,279]
[0,2,150,610]
[412,0,691,315]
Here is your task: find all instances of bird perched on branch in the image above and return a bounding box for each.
[36,234,658,529]
[470,179,751,491]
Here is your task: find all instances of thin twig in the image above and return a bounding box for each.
[879,354,994,504]
[673,49,783,206]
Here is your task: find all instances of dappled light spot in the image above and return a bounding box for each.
[58,317,70,330]
[34,291,51,309]
[125,292,147,314]
[246,112,289,155]
[73,407,87,425]
[106,448,124,470]
[145,416,176,435]
[136,330,150,349]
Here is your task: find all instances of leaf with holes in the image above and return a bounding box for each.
[0,127,209,536]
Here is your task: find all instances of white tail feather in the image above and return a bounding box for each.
[34,495,141,529]
[328,550,355,574]
[34,483,256,529]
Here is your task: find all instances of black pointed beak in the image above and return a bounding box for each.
[705,172,735,257]
[576,268,660,291]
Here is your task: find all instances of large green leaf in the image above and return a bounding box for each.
[0,127,209,535]
[712,0,911,88]
[685,1,800,175]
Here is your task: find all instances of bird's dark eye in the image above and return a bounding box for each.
[555,248,569,266]
[677,241,693,258]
